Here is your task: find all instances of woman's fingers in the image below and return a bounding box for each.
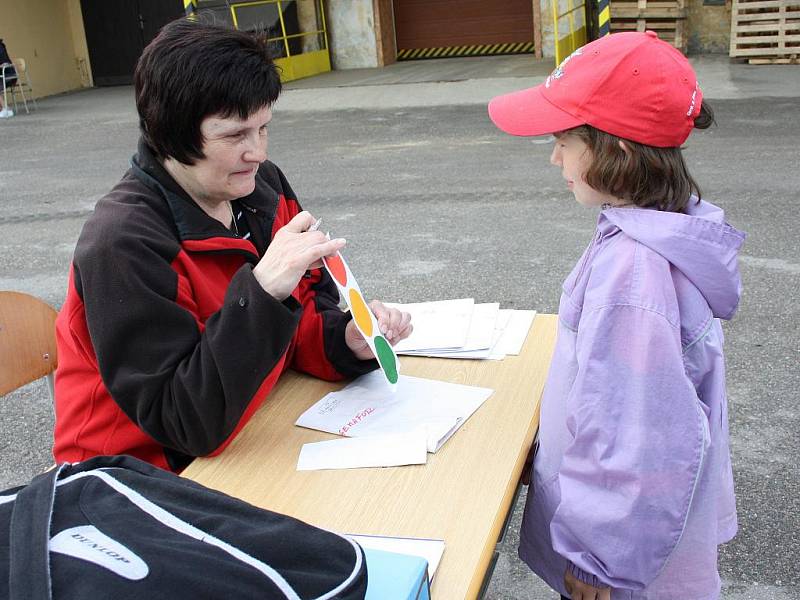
[369,300,412,342]
[254,220,344,300]
[395,311,413,340]
[301,237,345,268]
[283,210,316,233]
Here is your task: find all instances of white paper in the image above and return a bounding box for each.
[389,298,475,352]
[493,310,537,355]
[404,347,504,360]
[401,302,499,355]
[402,307,511,360]
[295,371,493,453]
[297,432,428,471]
[348,534,445,582]
[488,309,514,359]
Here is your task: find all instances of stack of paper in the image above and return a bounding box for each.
[391,298,476,352]
[389,298,536,360]
[295,371,493,470]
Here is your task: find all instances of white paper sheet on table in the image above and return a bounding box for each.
[297,431,428,471]
[401,302,499,355]
[401,308,515,360]
[487,309,514,359]
[492,310,537,355]
[348,534,445,582]
[389,298,475,352]
[400,305,536,360]
[295,371,493,453]
[405,309,536,359]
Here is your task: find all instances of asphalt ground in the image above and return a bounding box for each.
[1,63,798,598]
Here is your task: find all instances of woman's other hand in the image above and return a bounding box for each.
[345,300,413,360]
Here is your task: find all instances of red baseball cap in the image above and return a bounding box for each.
[488,31,703,147]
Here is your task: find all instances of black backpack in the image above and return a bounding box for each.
[0,455,367,599]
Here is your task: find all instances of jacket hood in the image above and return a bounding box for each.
[599,199,746,320]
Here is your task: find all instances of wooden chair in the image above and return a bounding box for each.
[10,58,37,113]
[1,58,37,115]
[0,291,58,400]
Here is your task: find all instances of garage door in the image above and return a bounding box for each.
[394,0,535,60]
[81,0,184,86]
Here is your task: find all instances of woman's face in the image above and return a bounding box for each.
[179,105,272,205]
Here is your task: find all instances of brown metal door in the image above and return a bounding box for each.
[394,0,535,59]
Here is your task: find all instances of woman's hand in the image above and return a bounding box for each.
[253,211,345,301]
[564,569,611,600]
[345,300,413,360]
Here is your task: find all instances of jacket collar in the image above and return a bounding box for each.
[597,201,745,320]
[130,138,279,245]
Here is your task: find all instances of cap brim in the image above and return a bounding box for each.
[488,85,583,137]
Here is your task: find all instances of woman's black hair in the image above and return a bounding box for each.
[134,18,281,165]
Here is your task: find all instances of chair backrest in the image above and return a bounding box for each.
[11,58,25,73]
[11,58,30,87]
[0,291,58,396]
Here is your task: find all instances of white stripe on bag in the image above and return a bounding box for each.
[57,470,302,599]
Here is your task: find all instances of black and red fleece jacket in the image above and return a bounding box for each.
[54,139,376,472]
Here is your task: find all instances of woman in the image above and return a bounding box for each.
[0,38,17,118]
[54,18,411,472]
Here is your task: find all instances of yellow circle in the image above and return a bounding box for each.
[349,289,373,338]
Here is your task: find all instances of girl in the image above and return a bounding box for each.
[489,32,745,600]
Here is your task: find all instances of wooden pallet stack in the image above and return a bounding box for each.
[609,0,688,52]
[730,0,800,63]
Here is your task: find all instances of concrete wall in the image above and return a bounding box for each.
[0,0,90,98]
[540,0,558,59]
[326,0,379,69]
[687,0,732,54]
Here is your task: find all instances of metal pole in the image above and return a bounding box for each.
[184,0,198,19]
[597,0,611,36]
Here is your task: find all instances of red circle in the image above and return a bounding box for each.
[323,253,348,286]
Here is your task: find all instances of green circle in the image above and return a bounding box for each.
[373,336,399,384]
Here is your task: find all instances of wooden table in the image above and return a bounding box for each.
[183,313,558,599]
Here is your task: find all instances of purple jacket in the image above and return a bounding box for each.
[520,200,745,599]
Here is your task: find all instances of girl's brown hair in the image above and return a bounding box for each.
[562,100,715,213]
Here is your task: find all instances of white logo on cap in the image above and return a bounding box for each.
[686,81,700,116]
[546,48,583,88]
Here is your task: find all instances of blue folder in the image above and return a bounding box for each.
[363,547,431,600]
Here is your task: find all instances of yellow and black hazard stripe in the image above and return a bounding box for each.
[597,0,611,36]
[397,42,535,61]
